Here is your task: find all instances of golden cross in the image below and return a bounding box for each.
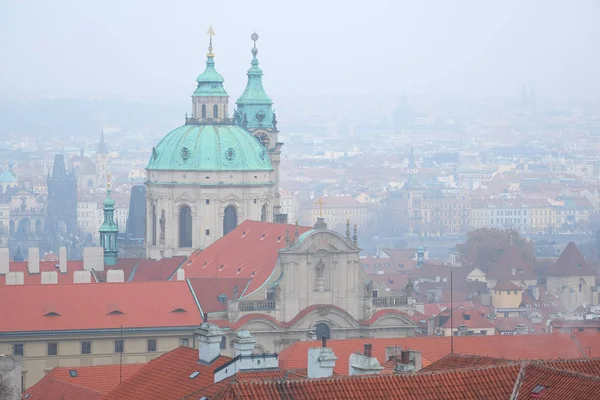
[315,197,325,217]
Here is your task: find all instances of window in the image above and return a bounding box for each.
[205,229,210,235]
[115,340,124,353]
[69,370,78,377]
[213,104,218,118]
[201,104,206,118]
[480,330,487,336]
[81,341,91,355]
[151,204,157,246]
[13,343,23,356]
[180,338,189,347]
[223,205,237,236]
[205,199,210,205]
[261,203,267,222]
[179,205,192,248]
[220,336,227,349]
[48,342,58,356]
[147,339,157,352]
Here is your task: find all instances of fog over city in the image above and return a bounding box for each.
[1,0,599,102]
[2,1,600,399]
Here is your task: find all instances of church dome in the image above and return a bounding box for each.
[146,123,272,171]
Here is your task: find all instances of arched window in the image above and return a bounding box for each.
[201,104,207,119]
[223,205,237,236]
[261,203,267,222]
[220,336,227,350]
[152,204,157,246]
[579,282,583,293]
[35,220,42,232]
[179,205,192,248]
[315,323,331,340]
[213,104,218,118]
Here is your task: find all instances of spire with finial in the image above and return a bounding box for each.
[345,219,351,241]
[352,224,358,247]
[285,228,290,247]
[98,125,108,155]
[236,31,274,129]
[99,172,118,265]
[191,25,227,119]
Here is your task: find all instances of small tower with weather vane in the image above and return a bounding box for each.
[99,174,119,266]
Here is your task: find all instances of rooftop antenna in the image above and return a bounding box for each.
[119,324,123,384]
[450,270,454,355]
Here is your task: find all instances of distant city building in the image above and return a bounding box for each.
[45,154,77,255]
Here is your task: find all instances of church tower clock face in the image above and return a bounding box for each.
[254,131,270,148]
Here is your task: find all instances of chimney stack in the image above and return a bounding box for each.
[83,247,105,271]
[308,336,337,379]
[233,330,256,357]
[176,268,185,281]
[27,247,39,274]
[0,248,8,274]
[59,247,67,274]
[349,343,383,376]
[41,271,58,284]
[195,318,223,364]
[5,271,24,285]
[106,269,125,283]
[73,270,92,283]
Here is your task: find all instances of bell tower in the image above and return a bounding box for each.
[99,174,119,266]
[235,32,286,222]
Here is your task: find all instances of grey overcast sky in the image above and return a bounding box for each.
[0,0,598,102]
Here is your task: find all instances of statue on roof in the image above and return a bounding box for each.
[272,112,278,130]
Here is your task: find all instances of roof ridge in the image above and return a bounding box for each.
[530,362,600,381]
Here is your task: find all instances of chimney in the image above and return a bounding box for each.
[106,269,125,283]
[195,319,223,364]
[59,247,67,274]
[27,248,40,274]
[41,271,58,284]
[233,330,256,357]
[176,268,185,281]
[349,344,383,376]
[511,268,516,276]
[83,247,104,271]
[0,248,8,274]
[73,270,92,283]
[393,350,421,373]
[307,337,338,379]
[5,271,24,285]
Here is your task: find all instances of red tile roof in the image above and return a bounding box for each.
[487,245,536,282]
[277,334,594,375]
[438,308,495,330]
[188,277,251,313]
[0,281,201,332]
[492,280,523,291]
[185,221,311,296]
[23,363,145,399]
[209,364,521,400]
[101,346,231,400]
[132,256,186,281]
[547,242,595,277]
[516,363,600,400]
[421,353,513,372]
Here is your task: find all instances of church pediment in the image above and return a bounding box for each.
[174,193,194,205]
[221,192,242,204]
[283,230,357,254]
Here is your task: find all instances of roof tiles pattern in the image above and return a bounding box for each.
[547,241,595,277]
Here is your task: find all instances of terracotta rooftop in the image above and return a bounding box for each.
[277,334,596,375]
[23,363,145,399]
[492,280,523,291]
[0,281,201,333]
[184,220,311,296]
[101,346,231,400]
[487,245,536,282]
[188,277,251,313]
[547,242,595,277]
[438,308,495,330]
[0,260,84,286]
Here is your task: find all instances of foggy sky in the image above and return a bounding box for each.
[1,0,598,102]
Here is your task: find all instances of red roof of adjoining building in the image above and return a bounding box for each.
[0,281,201,332]
[23,363,145,399]
[547,242,595,277]
[209,364,521,400]
[0,260,85,286]
[492,280,523,291]
[421,353,513,372]
[185,221,312,295]
[438,308,495,330]
[101,346,231,400]
[188,277,251,313]
[368,272,410,293]
[574,332,600,358]
[132,256,186,281]
[487,245,536,282]
[277,334,592,375]
[517,363,600,400]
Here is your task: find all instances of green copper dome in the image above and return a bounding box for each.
[193,56,228,97]
[147,123,272,171]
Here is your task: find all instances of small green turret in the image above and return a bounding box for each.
[99,174,119,266]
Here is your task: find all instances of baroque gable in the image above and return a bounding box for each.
[282,230,357,254]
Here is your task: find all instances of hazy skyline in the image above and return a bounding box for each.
[1,0,598,103]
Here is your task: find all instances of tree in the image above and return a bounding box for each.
[457,228,535,272]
